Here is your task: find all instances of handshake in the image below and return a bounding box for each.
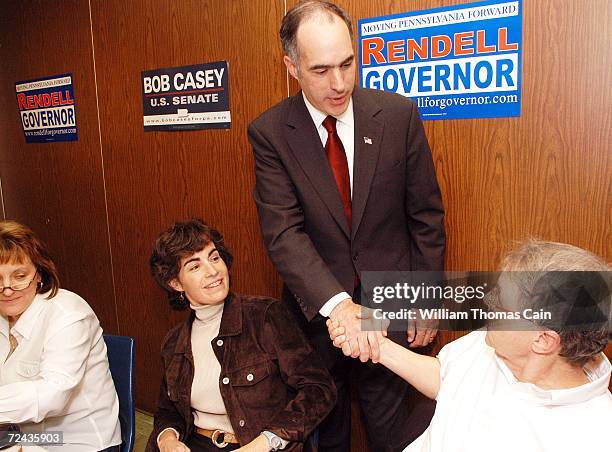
[326,298,438,363]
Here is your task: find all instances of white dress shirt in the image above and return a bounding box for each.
[0,289,121,451]
[404,331,612,452]
[302,93,354,317]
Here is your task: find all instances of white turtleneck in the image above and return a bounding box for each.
[190,302,234,433]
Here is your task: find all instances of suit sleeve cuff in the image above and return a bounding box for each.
[319,292,350,317]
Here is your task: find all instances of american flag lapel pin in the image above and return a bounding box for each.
[364,136,372,144]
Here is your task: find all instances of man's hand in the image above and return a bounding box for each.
[407,314,438,348]
[235,434,270,451]
[158,430,190,452]
[329,298,364,359]
[326,318,388,363]
[329,298,388,362]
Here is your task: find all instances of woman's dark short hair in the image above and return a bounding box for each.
[0,220,60,298]
[150,219,233,309]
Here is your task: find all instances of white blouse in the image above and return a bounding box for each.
[405,331,612,452]
[0,289,121,451]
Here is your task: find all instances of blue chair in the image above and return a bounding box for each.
[104,334,135,452]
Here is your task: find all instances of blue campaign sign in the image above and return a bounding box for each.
[359,0,522,120]
[15,74,78,143]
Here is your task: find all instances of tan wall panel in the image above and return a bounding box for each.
[89,0,286,411]
[0,0,118,332]
[326,0,611,270]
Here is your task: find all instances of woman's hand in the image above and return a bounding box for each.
[159,438,190,452]
[235,434,271,451]
[158,430,190,452]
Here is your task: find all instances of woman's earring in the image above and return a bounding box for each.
[37,281,43,289]
[179,292,185,301]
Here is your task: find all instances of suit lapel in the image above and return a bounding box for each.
[285,94,351,237]
[352,88,384,240]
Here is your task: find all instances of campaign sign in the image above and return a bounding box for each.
[142,61,231,131]
[359,0,522,120]
[15,74,78,143]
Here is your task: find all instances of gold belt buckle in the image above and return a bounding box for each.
[211,429,229,448]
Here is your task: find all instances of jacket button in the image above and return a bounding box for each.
[222,377,230,385]
[246,373,254,382]
[216,339,224,346]
[239,419,245,427]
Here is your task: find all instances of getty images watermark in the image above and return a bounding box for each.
[358,271,612,332]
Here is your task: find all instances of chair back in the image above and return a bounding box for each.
[104,334,135,452]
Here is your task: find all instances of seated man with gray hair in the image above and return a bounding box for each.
[328,240,612,451]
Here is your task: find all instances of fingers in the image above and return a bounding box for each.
[409,328,438,348]
[328,307,388,363]
[349,338,361,358]
[333,334,346,348]
[410,327,429,348]
[341,341,352,357]
[407,318,416,342]
[356,333,370,362]
[329,326,346,341]
[367,330,380,363]
[381,317,390,336]
[326,318,338,329]
[160,441,190,452]
[429,329,438,343]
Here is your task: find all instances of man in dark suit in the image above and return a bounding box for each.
[248,2,445,451]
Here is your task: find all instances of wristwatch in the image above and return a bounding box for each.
[261,431,284,451]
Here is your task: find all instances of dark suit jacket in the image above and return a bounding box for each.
[248,87,445,321]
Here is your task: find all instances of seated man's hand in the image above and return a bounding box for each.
[407,314,438,348]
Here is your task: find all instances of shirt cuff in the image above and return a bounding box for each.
[157,427,180,447]
[319,292,350,317]
[262,431,289,449]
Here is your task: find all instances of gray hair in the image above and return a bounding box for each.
[501,239,611,366]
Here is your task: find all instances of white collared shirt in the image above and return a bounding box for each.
[0,289,121,451]
[405,331,612,452]
[302,93,355,194]
[302,93,354,316]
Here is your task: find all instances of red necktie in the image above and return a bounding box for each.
[322,116,352,230]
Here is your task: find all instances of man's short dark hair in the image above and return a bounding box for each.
[150,219,233,309]
[280,1,353,63]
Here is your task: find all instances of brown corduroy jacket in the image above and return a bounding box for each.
[145,293,336,451]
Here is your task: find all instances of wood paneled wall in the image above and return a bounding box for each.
[1,1,610,447]
[87,0,286,411]
[0,0,118,330]
[1,0,287,412]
